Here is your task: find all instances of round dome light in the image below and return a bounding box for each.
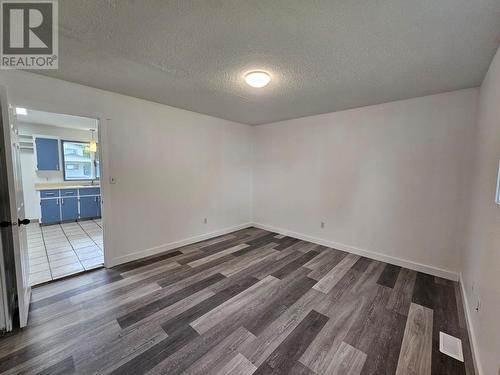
[244,71,271,88]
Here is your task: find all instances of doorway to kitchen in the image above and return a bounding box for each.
[16,108,105,286]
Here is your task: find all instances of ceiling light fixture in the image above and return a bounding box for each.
[244,71,271,88]
[16,107,27,115]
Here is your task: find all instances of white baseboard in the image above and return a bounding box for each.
[252,222,459,281]
[108,221,459,281]
[107,222,253,267]
[459,273,483,375]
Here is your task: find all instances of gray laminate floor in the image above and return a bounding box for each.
[0,227,475,374]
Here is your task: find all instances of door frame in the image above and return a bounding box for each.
[0,87,31,328]
[7,105,112,267]
[0,106,15,332]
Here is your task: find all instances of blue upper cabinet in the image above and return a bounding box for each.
[35,137,59,171]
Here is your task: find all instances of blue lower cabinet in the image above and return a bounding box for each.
[40,199,60,224]
[61,197,79,221]
[79,196,99,219]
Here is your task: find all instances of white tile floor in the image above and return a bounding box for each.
[27,219,104,286]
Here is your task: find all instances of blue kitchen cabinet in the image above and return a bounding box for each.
[40,199,60,224]
[79,196,99,219]
[35,137,59,171]
[61,197,79,221]
[78,187,100,196]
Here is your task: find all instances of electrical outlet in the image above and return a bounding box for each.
[204,218,208,224]
[320,222,325,229]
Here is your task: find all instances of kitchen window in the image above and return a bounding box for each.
[62,140,99,181]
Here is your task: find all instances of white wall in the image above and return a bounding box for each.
[18,122,93,220]
[0,71,253,267]
[253,89,478,279]
[461,47,500,375]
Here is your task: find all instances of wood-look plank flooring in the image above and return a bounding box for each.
[0,227,475,374]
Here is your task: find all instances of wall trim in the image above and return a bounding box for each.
[252,222,459,281]
[108,221,460,281]
[106,222,253,267]
[459,273,483,375]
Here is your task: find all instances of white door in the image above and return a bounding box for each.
[0,87,31,328]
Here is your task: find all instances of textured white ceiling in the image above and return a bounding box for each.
[34,0,500,125]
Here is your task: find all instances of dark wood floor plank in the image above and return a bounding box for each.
[271,249,320,279]
[207,244,281,293]
[253,309,328,374]
[146,314,264,374]
[323,341,367,375]
[251,249,307,280]
[109,325,199,375]
[181,327,256,375]
[30,268,121,302]
[359,309,406,375]
[344,285,392,354]
[35,356,75,375]
[190,275,281,334]
[187,244,248,267]
[161,275,259,334]
[300,294,366,374]
[199,237,243,254]
[376,263,401,288]
[216,353,257,375]
[305,249,347,281]
[245,232,279,247]
[288,361,316,375]
[313,253,360,293]
[156,256,232,290]
[117,273,225,328]
[412,272,436,309]
[30,272,123,311]
[386,268,417,316]
[240,288,326,367]
[113,250,183,273]
[74,318,169,373]
[219,245,279,277]
[431,281,467,375]
[244,268,316,336]
[274,236,301,251]
[352,257,372,272]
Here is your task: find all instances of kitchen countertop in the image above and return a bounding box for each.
[35,183,100,191]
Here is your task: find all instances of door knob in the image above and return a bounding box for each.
[17,218,30,226]
[0,219,30,227]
